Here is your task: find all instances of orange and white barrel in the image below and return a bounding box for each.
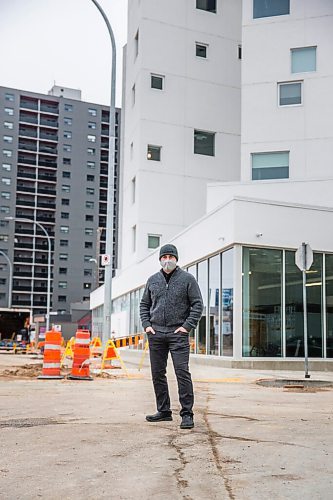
[38,330,64,380]
[67,329,93,380]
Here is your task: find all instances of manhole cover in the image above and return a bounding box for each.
[256,379,333,388]
[0,417,63,429]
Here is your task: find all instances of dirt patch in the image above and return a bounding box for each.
[0,364,43,378]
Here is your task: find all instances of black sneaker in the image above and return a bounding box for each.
[146,411,173,422]
[180,414,194,429]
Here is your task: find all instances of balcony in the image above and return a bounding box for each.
[40,117,58,128]
[100,181,108,189]
[38,173,57,182]
[37,188,56,196]
[16,199,35,207]
[17,171,36,180]
[19,126,38,139]
[39,144,57,155]
[12,286,32,292]
[100,153,109,162]
[20,97,38,111]
[19,112,38,125]
[18,154,36,166]
[13,257,33,263]
[12,300,33,306]
[37,201,56,209]
[40,130,58,141]
[13,270,33,277]
[18,141,37,152]
[40,102,59,114]
[38,158,57,168]
[17,185,35,194]
[36,216,56,224]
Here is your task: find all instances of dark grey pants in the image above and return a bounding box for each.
[148,331,194,417]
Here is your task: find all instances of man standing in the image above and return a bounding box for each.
[140,244,203,429]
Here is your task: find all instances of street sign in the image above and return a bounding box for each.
[295,243,313,271]
[101,254,111,266]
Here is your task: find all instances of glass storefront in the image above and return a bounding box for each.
[243,247,329,358]
[243,248,282,357]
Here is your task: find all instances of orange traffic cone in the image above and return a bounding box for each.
[67,329,93,380]
[38,330,64,380]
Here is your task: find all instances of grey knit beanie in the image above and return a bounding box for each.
[159,244,178,261]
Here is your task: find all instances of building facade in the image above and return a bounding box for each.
[90,0,333,368]
[0,85,121,316]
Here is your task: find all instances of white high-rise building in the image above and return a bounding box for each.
[92,0,333,370]
[119,0,242,267]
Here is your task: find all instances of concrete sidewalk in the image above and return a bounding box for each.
[0,352,332,499]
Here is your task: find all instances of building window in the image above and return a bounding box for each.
[85,228,93,235]
[58,295,67,302]
[87,134,96,143]
[151,74,164,90]
[58,281,67,290]
[238,45,242,59]
[5,93,14,102]
[60,240,69,247]
[291,47,316,73]
[63,144,72,152]
[196,43,208,58]
[87,148,95,155]
[87,161,95,169]
[147,145,161,161]
[84,269,92,277]
[62,185,70,193]
[252,151,289,180]
[2,164,11,171]
[0,235,8,242]
[88,122,96,130]
[134,29,139,58]
[85,242,93,248]
[4,108,14,116]
[60,226,69,234]
[1,192,10,199]
[88,108,97,117]
[61,212,69,219]
[253,0,289,19]
[62,198,70,206]
[87,174,94,182]
[85,214,94,222]
[86,187,94,195]
[3,150,12,158]
[59,268,67,275]
[64,117,72,126]
[64,131,72,139]
[63,158,71,165]
[62,171,71,178]
[59,253,68,261]
[196,0,216,13]
[132,225,136,252]
[64,103,73,112]
[83,283,92,289]
[84,255,93,262]
[194,130,215,156]
[4,122,13,130]
[85,201,94,209]
[148,234,160,249]
[0,206,10,214]
[131,177,136,204]
[3,136,13,144]
[278,82,302,106]
[1,178,11,186]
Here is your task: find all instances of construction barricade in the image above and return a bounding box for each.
[67,329,93,381]
[60,336,75,367]
[38,330,64,380]
[90,336,103,357]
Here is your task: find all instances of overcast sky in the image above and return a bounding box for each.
[0,0,128,107]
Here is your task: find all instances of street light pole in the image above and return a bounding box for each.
[5,217,52,331]
[90,0,116,345]
[0,250,13,309]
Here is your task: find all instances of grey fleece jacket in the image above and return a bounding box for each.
[140,267,203,333]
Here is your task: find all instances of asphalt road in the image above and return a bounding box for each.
[0,352,332,500]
